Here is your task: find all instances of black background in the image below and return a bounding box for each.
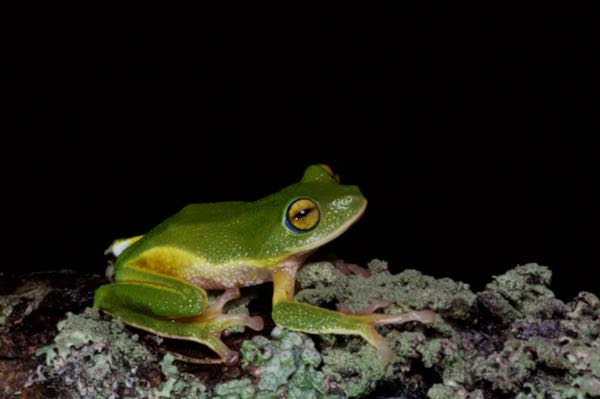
[6,8,597,300]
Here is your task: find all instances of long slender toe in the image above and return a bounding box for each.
[370,310,436,326]
[356,309,435,362]
[246,315,264,331]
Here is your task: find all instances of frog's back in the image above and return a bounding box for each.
[118,201,256,268]
[113,201,280,288]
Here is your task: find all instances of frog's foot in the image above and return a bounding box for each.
[201,287,264,332]
[206,287,242,314]
[156,308,264,365]
[334,259,371,277]
[165,288,263,364]
[337,299,391,315]
[166,334,241,365]
[365,310,436,327]
[357,310,436,361]
[191,311,265,333]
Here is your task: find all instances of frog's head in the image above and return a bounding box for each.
[257,164,367,261]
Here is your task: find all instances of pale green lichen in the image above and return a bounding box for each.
[22,261,600,398]
[296,259,474,397]
[36,307,150,366]
[427,384,484,399]
[34,308,208,398]
[34,308,334,398]
[217,326,335,399]
[154,354,208,399]
[321,340,389,397]
[479,263,567,322]
[296,261,600,398]
[203,326,336,398]
[436,265,600,398]
[296,259,476,319]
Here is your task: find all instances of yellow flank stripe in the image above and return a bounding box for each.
[130,247,206,278]
[128,246,281,288]
[224,255,287,268]
[130,246,284,275]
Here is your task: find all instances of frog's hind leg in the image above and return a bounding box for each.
[169,287,264,364]
[182,287,264,338]
[94,277,263,365]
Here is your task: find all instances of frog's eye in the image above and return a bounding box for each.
[320,164,341,183]
[286,198,320,232]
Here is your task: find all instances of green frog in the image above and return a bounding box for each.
[94,164,434,364]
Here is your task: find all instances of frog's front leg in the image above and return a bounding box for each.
[94,273,263,365]
[271,266,435,363]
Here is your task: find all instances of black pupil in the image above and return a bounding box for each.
[294,208,311,221]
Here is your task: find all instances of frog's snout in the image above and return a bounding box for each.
[355,195,368,218]
[348,185,368,213]
[341,186,367,219]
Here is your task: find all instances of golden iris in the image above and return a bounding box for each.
[287,198,320,231]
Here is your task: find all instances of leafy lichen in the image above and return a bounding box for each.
[296,261,600,397]
[33,308,332,398]
[321,340,389,397]
[441,267,600,397]
[16,261,600,398]
[296,259,476,320]
[221,326,334,399]
[34,308,207,398]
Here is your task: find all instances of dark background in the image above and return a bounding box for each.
[6,10,597,300]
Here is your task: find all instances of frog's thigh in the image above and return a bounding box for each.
[94,277,207,318]
[95,278,264,364]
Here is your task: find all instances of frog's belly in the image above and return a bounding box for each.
[129,246,273,289]
[185,263,273,289]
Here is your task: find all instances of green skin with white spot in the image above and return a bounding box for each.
[94,165,432,364]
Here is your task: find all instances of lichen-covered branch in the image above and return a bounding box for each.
[1,262,598,398]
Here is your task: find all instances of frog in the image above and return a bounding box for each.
[93,164,434,365]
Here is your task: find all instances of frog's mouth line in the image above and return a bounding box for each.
[299,199,368,255]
